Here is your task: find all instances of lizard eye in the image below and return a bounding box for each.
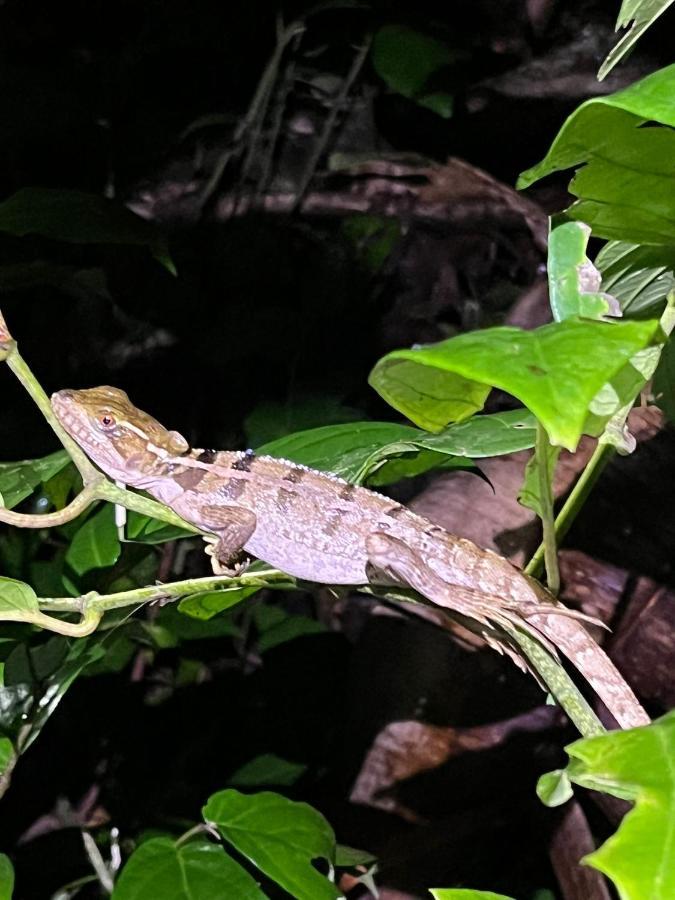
[98,413,116,430]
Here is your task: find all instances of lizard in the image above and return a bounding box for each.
[51,386,649,730]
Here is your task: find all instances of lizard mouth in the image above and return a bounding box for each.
[51,390,78,428]
[51,390,100,447]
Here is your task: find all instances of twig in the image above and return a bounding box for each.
[198,18,305,209]
[81,830,114,895]
[291,33,372,212]
[536,421,560,595]
[526,440,614,581]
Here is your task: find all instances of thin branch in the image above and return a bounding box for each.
[0,485,98,528]
[2,333,97,481]
[81,830,114,895]
[238,17,305,192]
[536,421,560,595]
[0,603,103,637]
[292,34,373,213]
[37,568,293,613]
[526,440,615,581]
[502,623,605,737]
[198,19,306,209]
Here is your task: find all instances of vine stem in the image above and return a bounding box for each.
[525,439,615,581]
[501,624,605,737]
[37,569,293,614]
[535,421,560,595]
[2,336,98,481]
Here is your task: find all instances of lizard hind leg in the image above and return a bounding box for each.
[365,531,554,651]
[367,532,503,630]
[366,532,650,729]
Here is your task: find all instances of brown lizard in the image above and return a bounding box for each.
[51,386,649,730]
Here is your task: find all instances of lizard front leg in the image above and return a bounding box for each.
[197,504,257,576]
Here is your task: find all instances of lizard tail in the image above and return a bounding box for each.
[521,577,650,729]
[366,532,649,730]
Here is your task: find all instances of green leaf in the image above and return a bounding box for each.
[83,633,136,676]
[66,505,121,575]
[429,891,514,900]
[536,769,573,807]
[259,411,536,486]
[0,854,14,900]
[599,0,675,81]
[244,393,363,448]
[548,222,619,321]
[358,409,537,485]
[155,604,241,640]
[111,837,266,900]
[2,639,104,750]
[415,409,537,457]
[5,635,67,684]
[341,215,401,274]
[372,25,457,118]
[0,188,174,273]
[125,512,191,544]
[518,64,675,245]
[257,615,326,653]
[369,318,660,450]
[653,332,675,421]
[335,845,376,867]
[0,451,70,510]
[519,64,675,186]
[0,578,39,615]
[203,789,340,900]
[42,462,80,512]
[0,738,14,777]
[178,586,260,621]
[550,710,675,899]
[259,421,422,479]
[228,754,307,788]
[596,241,675,319]
[365,449,475,487]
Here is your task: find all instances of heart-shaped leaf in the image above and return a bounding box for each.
[369,318,660,450]
[259,410,537,485]
[111,837,265,900]
[203,789,340,900]
[540,710,675,899]
[0,578,39,615]
[519,64,675,246]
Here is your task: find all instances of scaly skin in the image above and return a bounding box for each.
[51,386,649,729]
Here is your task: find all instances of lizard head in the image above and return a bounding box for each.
[51,386,190,486]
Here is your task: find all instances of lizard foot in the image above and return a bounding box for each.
[203,536,250,577]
